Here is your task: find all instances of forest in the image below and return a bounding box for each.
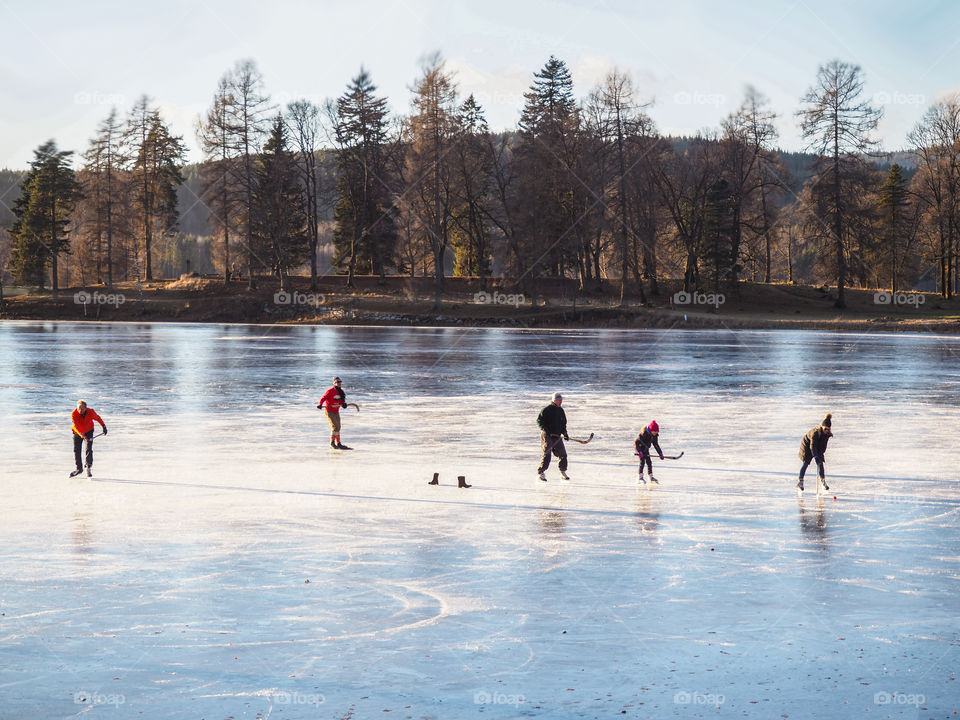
[3,55,958,310]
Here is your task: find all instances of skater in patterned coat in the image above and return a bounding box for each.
[798,413,833,492]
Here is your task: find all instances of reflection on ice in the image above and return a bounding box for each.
[1,322,958,718]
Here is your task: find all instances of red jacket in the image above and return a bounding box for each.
[318,386,346,413]
[72,407,105,437]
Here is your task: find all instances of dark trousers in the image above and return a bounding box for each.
[73,432,93,469]
[799,457,824,480]
[638,452,654,475]
[538,432,567,473]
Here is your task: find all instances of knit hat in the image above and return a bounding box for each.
[648,420,659,433]
[821,413,832,428]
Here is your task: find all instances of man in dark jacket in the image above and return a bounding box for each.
[798,413,833,492]
[537,392,569,481]
[635,420,664,484]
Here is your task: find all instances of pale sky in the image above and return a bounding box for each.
[2,0,959,169]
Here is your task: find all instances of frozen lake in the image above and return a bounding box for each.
[1,321,958,719]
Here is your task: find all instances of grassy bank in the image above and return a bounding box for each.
[2,275,958,333]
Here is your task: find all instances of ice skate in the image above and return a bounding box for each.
[69,468,83,478]
[647,473,659,484]
[538,471,547,482]
[797,479,804,492]
[559,469,570,481]
[819,477,829,492]
[85,466,92,478]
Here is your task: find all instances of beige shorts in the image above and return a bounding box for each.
[325,410,341,433]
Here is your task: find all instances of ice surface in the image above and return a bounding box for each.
[1,321,959,718]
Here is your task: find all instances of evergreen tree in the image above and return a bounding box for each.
[516,56,582,284]
[877,163,911,293]
[700,178,736,296]
[450,94,495,285]
[330,68,396,285]
[253,114,308,293]
[10,140,82,298]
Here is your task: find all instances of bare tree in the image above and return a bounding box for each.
[286,99,324,290]
[908,96,960,298]
[407,53,459,305]
[225,59,273,289]
[197,76,241,284]
[797,60,882,308]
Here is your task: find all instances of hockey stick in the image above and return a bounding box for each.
[346,403,360,412]
[635,451,683,460]
[567,433,594,444]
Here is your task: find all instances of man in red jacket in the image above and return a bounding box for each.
[317,377,352,450]
[71,400,107,477]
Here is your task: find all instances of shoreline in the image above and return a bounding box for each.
[2,276,959,334]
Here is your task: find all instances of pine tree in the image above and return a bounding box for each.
[516,56,582,283]
[331,68,396,286]
[10,140,82,298]
[450,94,494,285]
[700,178,735,296]
[253,114,308,293]
[877,163,910,293]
